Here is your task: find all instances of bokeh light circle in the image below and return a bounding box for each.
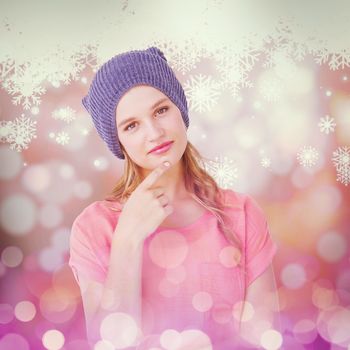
[42,329,65,350]
[93,156,110,171]
[219,246,241,267]
[22,164,51,193]
[293,319,318,344]
[1,245,23,267]
[192,291,213,312]
[100,312,139,348]
[312,285,338,309]
[281,263,306,289]
[260,329,283,350]
[149,231,189,269]
[232,301,255,322]
[317,305,350,346]
[177,329,212,349]
[40,287,76,323]
[317,231,347,263]
[34,160,76,204]
[159,329,182,350]
[0,194,37,236]
[327,307,350,345]
[39,247,64,272]
[14,300,36,322]
[73,180,93,199]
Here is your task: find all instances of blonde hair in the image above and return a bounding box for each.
[104,141,244,267]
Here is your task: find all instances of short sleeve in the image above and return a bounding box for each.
[244,195,278,286]
[69,216,106,284]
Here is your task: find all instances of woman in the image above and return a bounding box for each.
[69,46,280,349]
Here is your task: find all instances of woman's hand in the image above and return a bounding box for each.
[116,161,173,244]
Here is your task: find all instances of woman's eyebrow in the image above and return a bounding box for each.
[117,97,169,128]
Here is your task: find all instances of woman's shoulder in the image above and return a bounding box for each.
[219,187,249,207]
[71,199,122,236]
[219,188,266,218]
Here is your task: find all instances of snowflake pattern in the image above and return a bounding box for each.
[55,131,70,145]
[2,115,37,152]
[155,39,204,75]
[52,107,76,124]
[0,58,15,83]
[2,65,46,110]
[331,146,350,186]
[0,120,13,142]
[0,13,349,189]
[183,74,221,113]
[215,45,259,98]
[297,146,319,168]
[314,48,350,70]
[45,48,86,86]
[318,115,336,134]
[203,155,238,189]
[261,157,272,168]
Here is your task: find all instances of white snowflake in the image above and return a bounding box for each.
[3,66,46,110]
[5,115,37,151]
[155,39,204,75]
[55,131,70,145]
[0,120,13,142]
[314,48,350,70]
[318,115,336,134]
[52,107,76,124]
[331,146,350,186]
[183,74,221,113]
[261,157,271,168]
[215,45,259,98]
[266,17,350,71]
[203,155,238,189]
[0,58,15,82]
[43,48,86,86]
[297,146,319,168]
[74,44,100,74]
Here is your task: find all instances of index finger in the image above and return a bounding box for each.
[138,161,171,190]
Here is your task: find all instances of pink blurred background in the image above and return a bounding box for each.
[1,1,350,349]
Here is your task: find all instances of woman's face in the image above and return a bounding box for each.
[115,85,188,170]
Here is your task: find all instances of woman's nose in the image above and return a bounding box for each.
[146,120,164,138]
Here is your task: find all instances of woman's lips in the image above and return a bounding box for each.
[149,141,174,155]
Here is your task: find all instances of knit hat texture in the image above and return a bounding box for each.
[82,46,189,159]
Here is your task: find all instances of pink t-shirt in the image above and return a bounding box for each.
[69,188,278,349]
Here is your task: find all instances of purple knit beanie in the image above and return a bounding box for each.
[81,46,189,159]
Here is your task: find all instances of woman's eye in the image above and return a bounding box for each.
[157,106,168,115]
[124,107,168,132]
[124,122,136,131]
